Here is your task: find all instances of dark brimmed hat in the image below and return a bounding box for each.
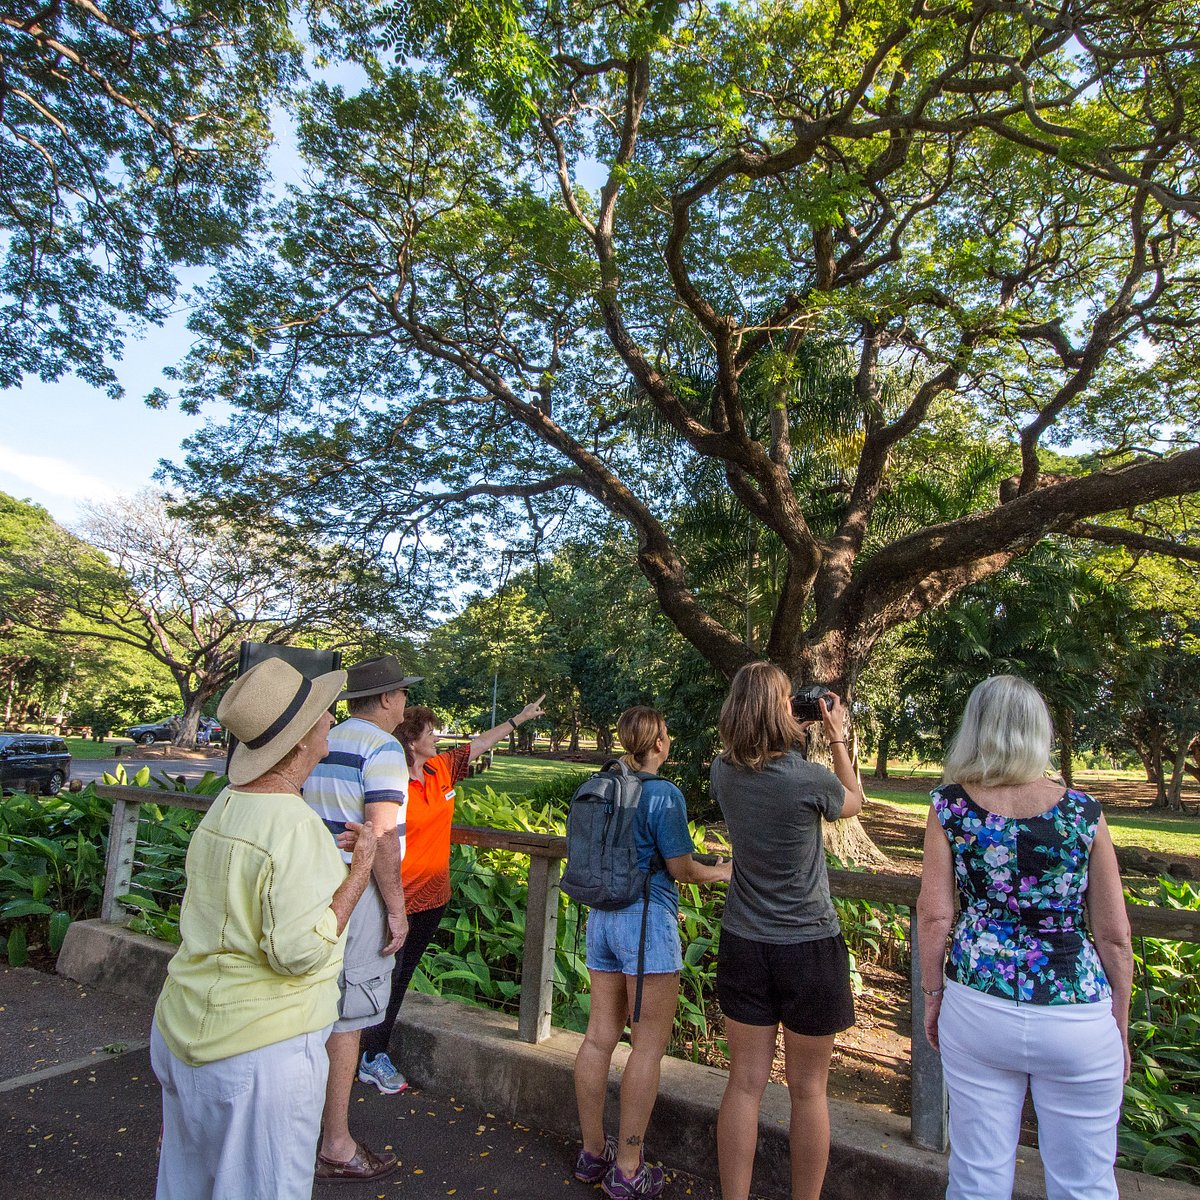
[339,654,423,701]
[218,658,346,787]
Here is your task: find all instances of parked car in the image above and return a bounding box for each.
[124,716,223,745]
[0,733,72,795]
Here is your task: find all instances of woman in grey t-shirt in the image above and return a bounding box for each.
[710,662,864,1200]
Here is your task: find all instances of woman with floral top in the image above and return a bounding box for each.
[917,675,1133,1200]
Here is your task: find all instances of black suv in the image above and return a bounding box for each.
[0,733,72,795]
[125,716,223,745]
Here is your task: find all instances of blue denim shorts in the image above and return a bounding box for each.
[585,903,682,975]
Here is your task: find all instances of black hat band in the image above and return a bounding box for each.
[244,677,313,749]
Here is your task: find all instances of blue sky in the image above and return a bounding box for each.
[0,58,369,529]
[0,311,204,526]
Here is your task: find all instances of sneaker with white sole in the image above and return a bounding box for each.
[357,1052,408,1094]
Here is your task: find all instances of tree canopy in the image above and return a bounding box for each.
[151,0,1200,693]
[1,491,420,743]
[1,0,299,396]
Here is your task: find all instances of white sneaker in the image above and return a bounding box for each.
[357,1052,408,1094]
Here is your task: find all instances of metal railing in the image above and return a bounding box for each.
[94,783,1200,1156]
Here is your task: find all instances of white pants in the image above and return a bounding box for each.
[151,1020,332,1200]
[939,980,1124,1200]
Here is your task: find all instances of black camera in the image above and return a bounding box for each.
[791,685,833,722]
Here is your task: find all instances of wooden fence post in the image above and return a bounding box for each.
[100,798,141,923]
[909,915,949,1152]
[518,854,562,1044]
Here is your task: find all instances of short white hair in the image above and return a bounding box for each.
[943,675,1053,787]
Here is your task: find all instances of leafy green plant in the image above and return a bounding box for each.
[1120,877,1200,1182]
[0,772,219,964]
[0,786,112,964]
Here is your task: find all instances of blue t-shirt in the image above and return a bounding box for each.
[632,777,697,915]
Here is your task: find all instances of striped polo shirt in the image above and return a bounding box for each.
[304,717,409,864]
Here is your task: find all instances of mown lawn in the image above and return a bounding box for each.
[65,737,133,761]
[445,750,1200,863]
[865,779,1200,861]
[455,753,595,801]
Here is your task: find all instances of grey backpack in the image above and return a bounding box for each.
[561,760,654,910]
[561,760,659,1019]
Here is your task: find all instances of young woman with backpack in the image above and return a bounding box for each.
[572,706,732,1200]
[710,662,864,1200]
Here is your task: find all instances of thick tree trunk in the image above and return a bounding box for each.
[175,695,205,749]
[823,812,891,866]
[789,655,891,865]
[596,725,613,754]
[1134,742,1159,785]
[1055,707,1074,789]
[873,728,891,780]
[804,726,890,866]
[568,710,581,753]
[1166,729,1194,811]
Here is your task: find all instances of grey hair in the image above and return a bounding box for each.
[943,675,1054,787]
[347,687,406,717]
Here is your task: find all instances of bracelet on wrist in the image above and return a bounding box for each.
[922,986,945,997]
[829,740,846,746]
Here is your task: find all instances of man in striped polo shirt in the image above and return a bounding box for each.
[304,655,420,1182]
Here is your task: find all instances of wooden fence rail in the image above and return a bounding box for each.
[93,784,1200,1154]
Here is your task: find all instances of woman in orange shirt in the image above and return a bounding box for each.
[357,694,546,1094]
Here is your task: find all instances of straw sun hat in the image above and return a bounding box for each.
[218,658,347,787]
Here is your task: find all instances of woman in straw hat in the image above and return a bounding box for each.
[150,658,384,1200]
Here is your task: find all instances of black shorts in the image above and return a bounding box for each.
[716,928,856,1036]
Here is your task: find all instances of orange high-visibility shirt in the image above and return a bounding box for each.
[403,744,470,912]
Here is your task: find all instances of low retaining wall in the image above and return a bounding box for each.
[57,920,1199,1200]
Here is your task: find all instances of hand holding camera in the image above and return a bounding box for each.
[791,685,848,746]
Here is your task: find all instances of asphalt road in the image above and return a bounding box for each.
[4,1045,730,1199]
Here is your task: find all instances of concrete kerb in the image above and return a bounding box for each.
[56,919,1200,1200]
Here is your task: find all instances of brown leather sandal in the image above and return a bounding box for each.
[315,1141,398,1182]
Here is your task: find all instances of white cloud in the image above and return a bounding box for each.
[0,442,120,504]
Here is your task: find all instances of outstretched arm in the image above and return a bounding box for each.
[665,853,733,885]
[468,694,547,760]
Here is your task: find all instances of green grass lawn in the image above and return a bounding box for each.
[865,782,1200,861]
[456,753,595,801]
[65,737,132,761]
[1103,812,1200,859]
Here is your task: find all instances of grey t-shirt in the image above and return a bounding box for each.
[711,749,845,944]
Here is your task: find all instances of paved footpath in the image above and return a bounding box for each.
[1,969,722,1199]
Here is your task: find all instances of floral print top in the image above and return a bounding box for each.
[932,783,1111,1005]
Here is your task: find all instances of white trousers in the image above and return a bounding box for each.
[151,1019,331,1200]
[939,980,1124,1200]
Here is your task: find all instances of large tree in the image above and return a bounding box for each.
[1,492,417,745]
[0,0,298,395]
[164,0,1200,699]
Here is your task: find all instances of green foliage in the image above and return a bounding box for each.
[0,787,110,964]
[1,0,300,396]
[1121,878,1200,1182]
[0,769,225,963]
[160,0,1200,712]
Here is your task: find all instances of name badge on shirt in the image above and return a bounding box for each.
[444,788,455,804]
